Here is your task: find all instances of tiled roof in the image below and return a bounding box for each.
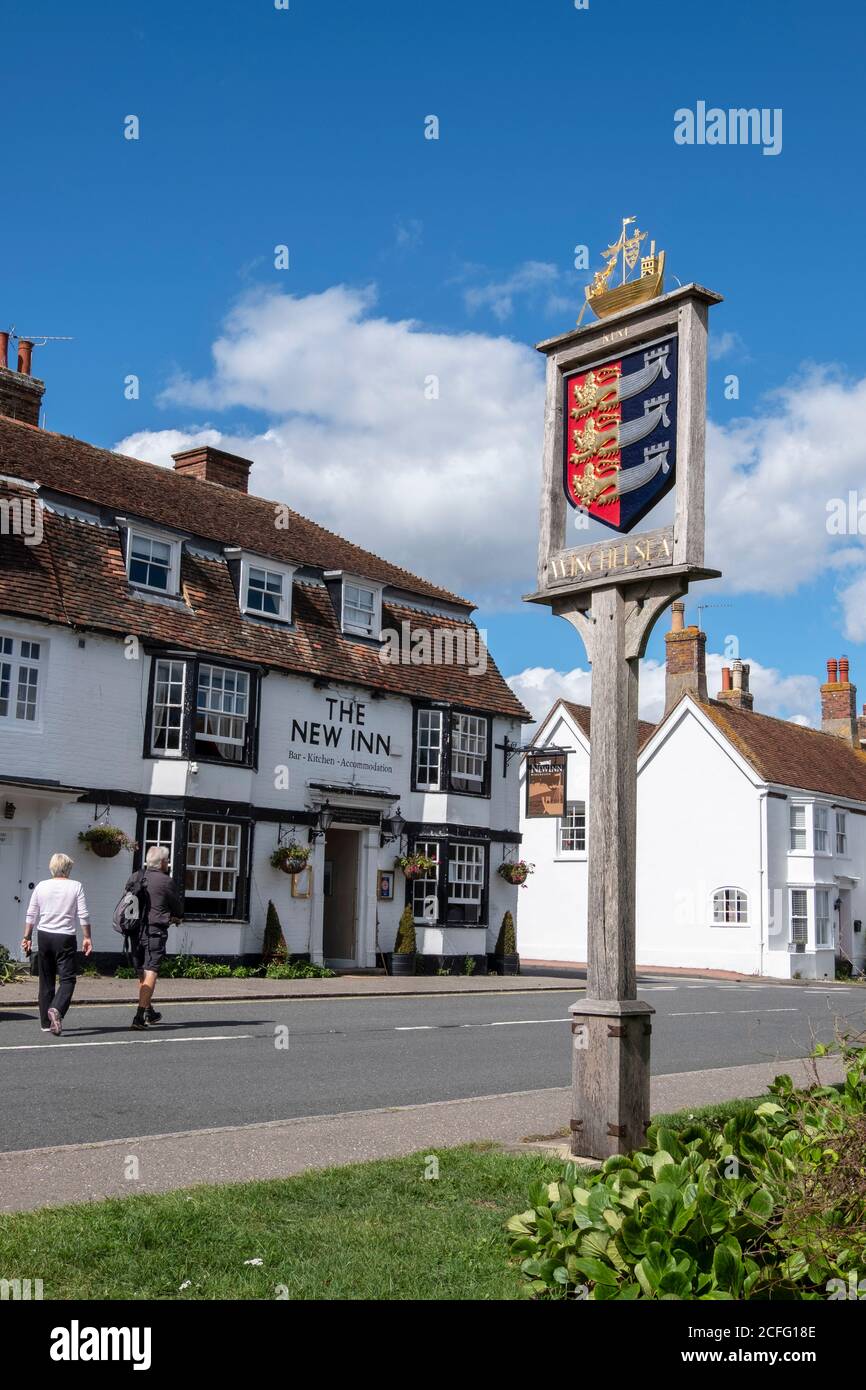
[701,699,866,802]
[562,700,658,750]
[0,414,468,607]
[0,481,530,720]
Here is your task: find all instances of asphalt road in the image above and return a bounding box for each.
[1,979,864,1152]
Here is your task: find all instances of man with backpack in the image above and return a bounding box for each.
[121,845,182,1031]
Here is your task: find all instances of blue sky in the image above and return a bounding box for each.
[4,0,865,725]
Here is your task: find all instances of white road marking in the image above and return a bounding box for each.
[0,1034,255,1053]
[669,1008,798,1018]
[396,1018,569,1032]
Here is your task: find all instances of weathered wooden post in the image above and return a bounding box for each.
[525,232,721,1159]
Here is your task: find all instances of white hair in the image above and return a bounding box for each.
[49,853,74,877]
[145,845,170,869]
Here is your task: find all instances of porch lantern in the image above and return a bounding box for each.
[380,806,406,847]
[309,801,336,842]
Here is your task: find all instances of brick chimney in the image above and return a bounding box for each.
[857,703,866,751]
[0,333,45,426]
[664,601,708,712]
[820,656,858,745]
[172,445,253,493]
[716,658,754,711]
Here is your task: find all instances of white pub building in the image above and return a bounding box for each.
[0,342,528,970]
[520,603,866,981]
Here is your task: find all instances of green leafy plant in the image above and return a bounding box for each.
[261,900,288,966]
[394,905,417,955]
[495,911,516,956]
[0,943,26,985]
[497,859,535,887]
[270,843,311,875]
[264,960,336,979]
[115,965,137,979]
[395,853,437,880]
[508,1043,866,1300]
[78,824,137,857]
[463,955,477,976]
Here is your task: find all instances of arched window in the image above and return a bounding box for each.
[712,888,748,925]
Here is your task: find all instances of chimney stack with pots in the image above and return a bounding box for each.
[171,445,253,494]
[664,601,708,713]
[820,656,858,745]
[716,658,754,711]
[0,333,45,426]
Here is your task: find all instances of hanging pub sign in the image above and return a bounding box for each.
[526,220,722,604]
[525,751,567,818]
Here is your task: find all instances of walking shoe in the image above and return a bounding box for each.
[47,1007,62,1036]
[40,1026,51,1032]
[130,1011,149,1031]
[144,1008,162,1024]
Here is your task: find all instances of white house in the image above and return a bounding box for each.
[0,340,529,970]
[519,602,866,980]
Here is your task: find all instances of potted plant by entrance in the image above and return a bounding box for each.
[78,825,137,859]
[491,910,520,976]
[270,843,311,876]
[497,858,535,887]
[395,851,437,880]
[391,904,417,976]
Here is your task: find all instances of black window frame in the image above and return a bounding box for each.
[403,832,489,927]
[134,809,253,923]
[143,653,261,770]
[411,703,492,799]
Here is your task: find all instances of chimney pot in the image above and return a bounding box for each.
[670,601,685,632]
[0,332,8,371]
[721,666,732,691]
[17,339,33,375]
[821,657,857,744]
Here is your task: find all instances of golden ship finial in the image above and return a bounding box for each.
[577,218,665,326]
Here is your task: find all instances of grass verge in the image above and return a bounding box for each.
[0,1144,562,1301]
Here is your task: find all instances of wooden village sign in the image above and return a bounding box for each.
[525,221,722,1159]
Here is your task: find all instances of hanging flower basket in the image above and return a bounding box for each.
[270,844,311,876]
[395,852,437,880]
[497,859,535,887]
[78,825,138,859]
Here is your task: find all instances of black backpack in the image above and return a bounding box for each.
[112,868,150,941]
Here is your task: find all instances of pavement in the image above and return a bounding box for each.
[1,961,859,1008]
[0,1053,846,1212]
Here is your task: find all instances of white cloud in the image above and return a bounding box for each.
[508,654,820,736]
[116,285,544,606]
[115,288,866,641]
[463,260,559,322]
[708,330,745,362]
[706,366,866,638]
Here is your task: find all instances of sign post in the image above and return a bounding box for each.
[525,237,722,1160]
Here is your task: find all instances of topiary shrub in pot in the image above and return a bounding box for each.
[261,899,288,967]
[78,825,137,859]
[491,909,520,976]
[391,904,417,976]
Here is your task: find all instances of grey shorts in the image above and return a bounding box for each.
[131,926,168,974]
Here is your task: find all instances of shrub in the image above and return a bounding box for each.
[0,943,26,985]
[394,905,416,955]
[495,911,516,956]
[264,960,336,979]
[261,900,288,966]
[508,1044,866,1300]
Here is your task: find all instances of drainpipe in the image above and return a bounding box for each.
[758,790,768,977]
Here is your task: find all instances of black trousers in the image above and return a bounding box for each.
[37,931,78,1027]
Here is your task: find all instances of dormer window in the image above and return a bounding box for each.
[127,527,181,595]
[239,556,295,623]
[342,578,382,638]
